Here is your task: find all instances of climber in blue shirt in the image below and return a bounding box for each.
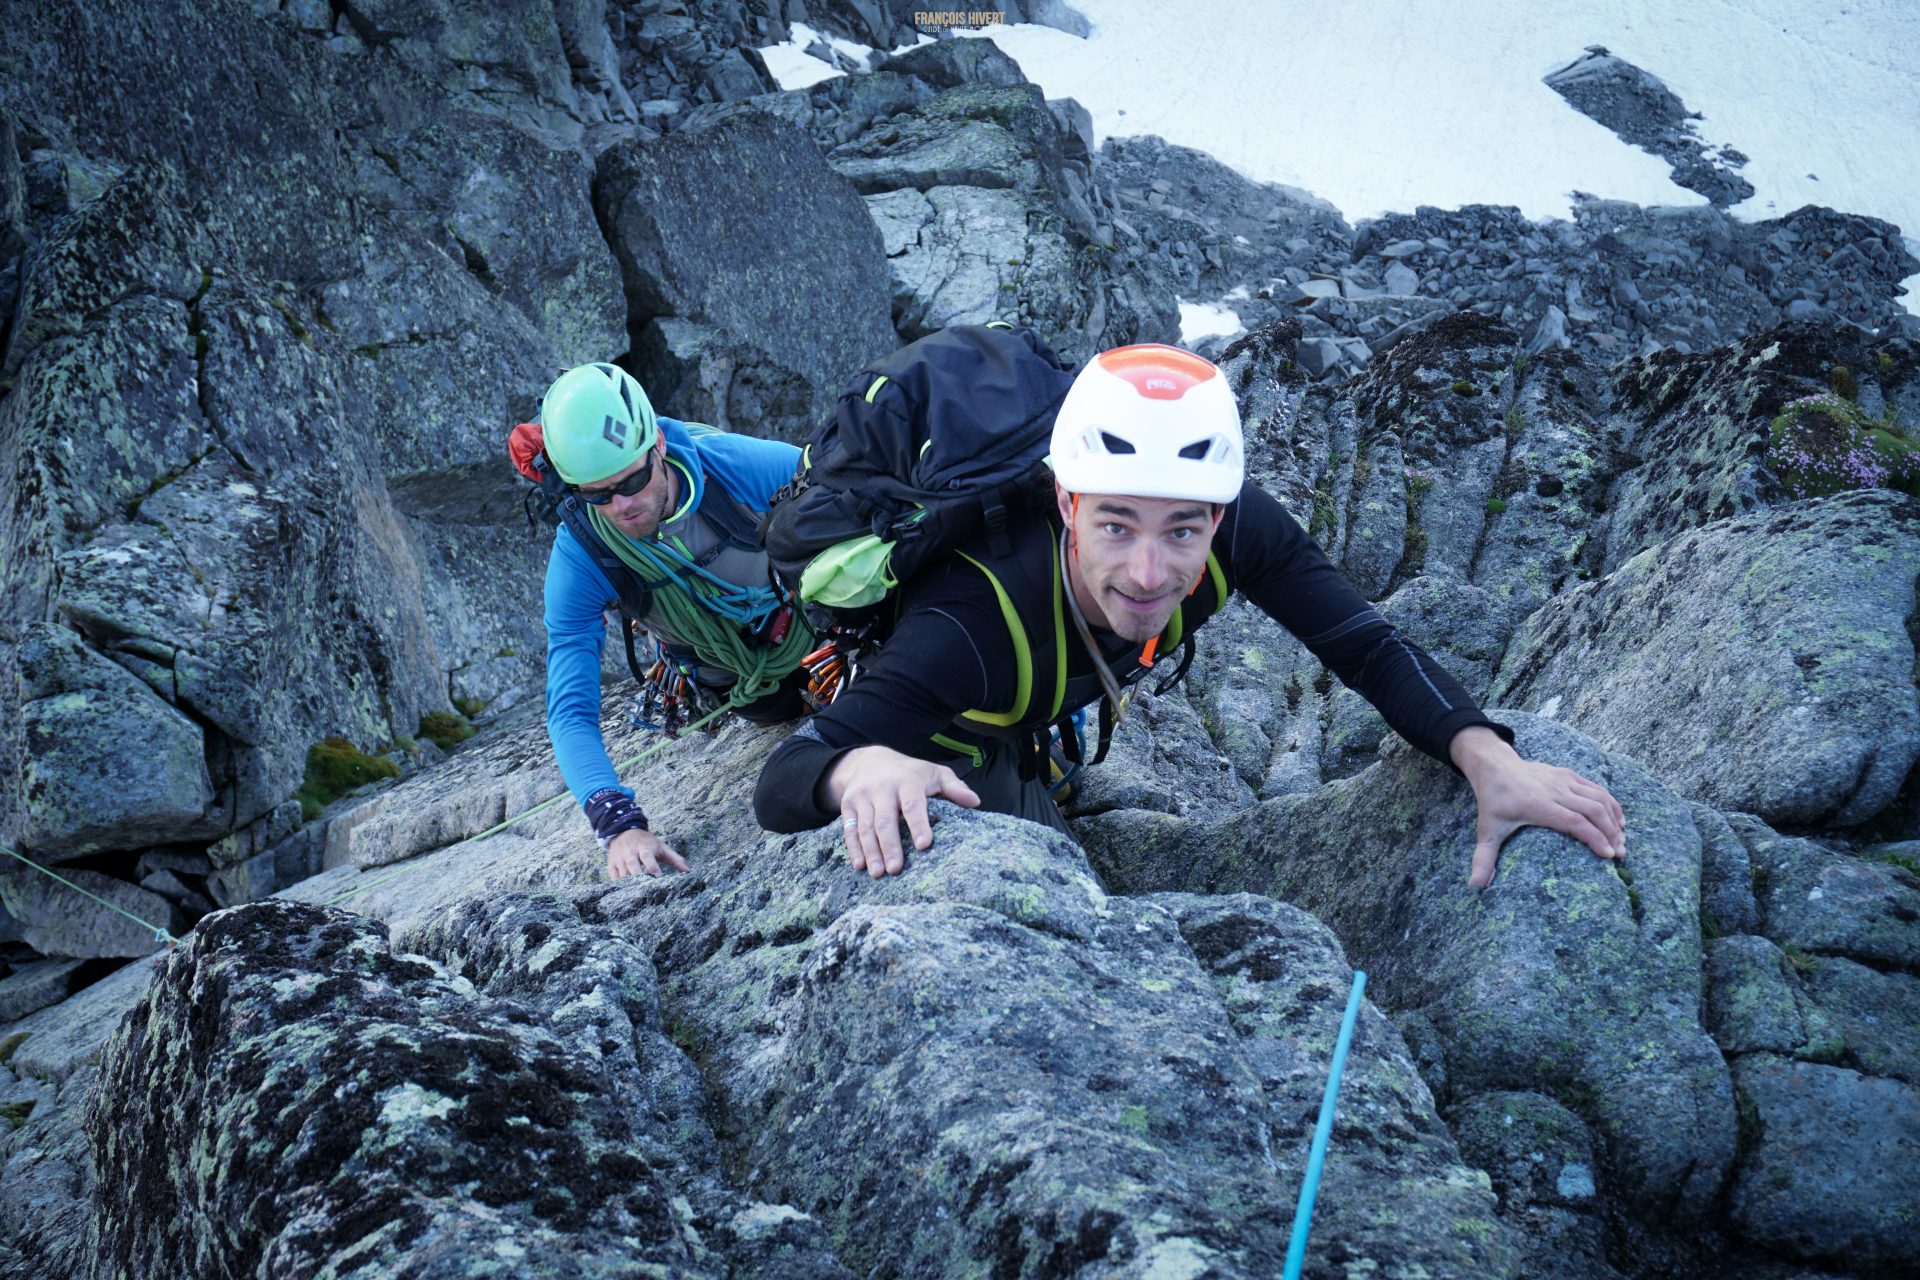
[524,363,804,881]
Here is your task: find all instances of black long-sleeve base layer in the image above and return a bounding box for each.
[754,481,1512,832]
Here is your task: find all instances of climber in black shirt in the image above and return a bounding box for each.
[754,344,1626,887]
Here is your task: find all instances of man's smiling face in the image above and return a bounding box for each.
[1056,481,1222,643]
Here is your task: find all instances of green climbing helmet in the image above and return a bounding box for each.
[539,363,659,485]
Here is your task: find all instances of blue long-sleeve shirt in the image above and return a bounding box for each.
[544,417,799,811]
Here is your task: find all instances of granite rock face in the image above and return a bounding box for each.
[1079,714,1738,1228]
[3,6,1919,1277]
[84,897,853,1280]
[586,805,1521,1279]
[595,109,898,442]
[0,0,627,922]
[1492,488,1920,830]
[1727,1056,1920,1271]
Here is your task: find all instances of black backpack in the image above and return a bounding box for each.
[762,322,1077,635]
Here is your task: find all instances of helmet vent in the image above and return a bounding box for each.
[1177,438,1213,460]
[1100,431,1137,455]
[617,379,635,419]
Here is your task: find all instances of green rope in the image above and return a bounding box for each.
[1,842,178,945]
[584,504,816,709]
[326,700,732,904]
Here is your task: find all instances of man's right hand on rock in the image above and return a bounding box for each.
[822,745,980,878]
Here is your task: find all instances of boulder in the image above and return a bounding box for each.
[52,446,444,837]
[1065,681,1255,818]
[12,624,214,856]
[1728,1056,1920,1270]
[84,898,852,1278]
[594,110,896,433]
[631,315,820,446]
[1693,802,1760,935]
[867,184,1077,341]
[1449,1090,1599,1213]
[1799,953,1920,1086]
[0,868,183,958]
[1703,934,1842,1060]
[1735,814,1920,970]
[0,958,88,1023]
[345,110,625,364]
[1079,713,1738,1226]
[1320,575,1514,779]
[605,807,1520,1278]
[1492,489,1920,829]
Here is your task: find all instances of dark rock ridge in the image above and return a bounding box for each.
[1545,46,1755,207]
[83,896,854,1278]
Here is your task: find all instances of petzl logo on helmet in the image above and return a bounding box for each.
[602,414,627,446]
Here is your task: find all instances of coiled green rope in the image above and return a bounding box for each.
[584,504,815,709]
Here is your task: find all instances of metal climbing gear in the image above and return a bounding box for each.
[630,647,721,737]
[1046,707,1087,803]
[799,635,864,710]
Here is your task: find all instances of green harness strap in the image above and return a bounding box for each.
[584,505,815,708]
[947,546,1225,737]
[953,546,1068,731]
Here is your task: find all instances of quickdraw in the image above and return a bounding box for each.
[799,641,852,710]
[799,628,870,710]
[631,652,721,737]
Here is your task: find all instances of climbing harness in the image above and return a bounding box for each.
[1,842,179,946]
[582,502,813,713]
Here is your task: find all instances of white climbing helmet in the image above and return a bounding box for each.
[1049,344,1244,504]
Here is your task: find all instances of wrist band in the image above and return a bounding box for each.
[583,787,649,850]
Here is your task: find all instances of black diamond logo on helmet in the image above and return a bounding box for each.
[602,414,626,446]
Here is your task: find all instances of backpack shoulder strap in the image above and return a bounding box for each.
[950,533,1068,733]
[692,468,764,551]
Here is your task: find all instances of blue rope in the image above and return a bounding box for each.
[621,535,782,629]
[1,842,178,946]
[1283,970,1367,1280]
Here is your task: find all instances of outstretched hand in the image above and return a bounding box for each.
[822,744,981,877]
[1450,726,1626,889]
[606,827,690,880]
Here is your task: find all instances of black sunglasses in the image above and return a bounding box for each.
[574,456,655,505]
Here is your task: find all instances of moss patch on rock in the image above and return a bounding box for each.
[294,737,401,820]
[417,710,475,752]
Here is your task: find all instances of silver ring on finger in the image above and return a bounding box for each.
[844,817,859,831]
